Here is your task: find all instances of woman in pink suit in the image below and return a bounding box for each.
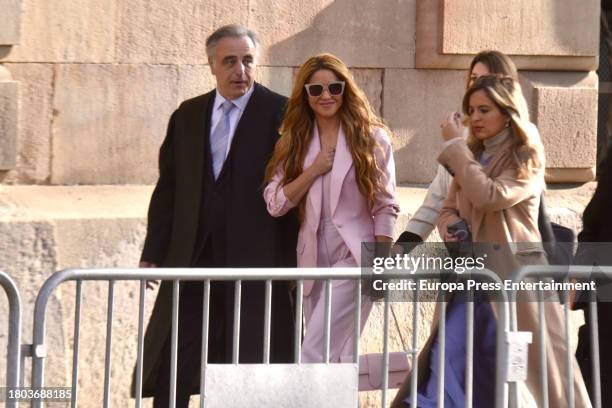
[264,53,400,363]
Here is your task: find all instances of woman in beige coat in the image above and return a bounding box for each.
[392,76,591,407]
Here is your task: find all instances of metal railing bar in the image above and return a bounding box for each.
[465,289,474,408]
[353,279,361,365]
[564,288,574,408]
[263,280,272,364]
[409,284,419,408]
[102,280,115,408]
[381,290,390,407]
[589,294,602,408]
[495,290,509,408]
[169,280,179,408]
[323,279,332,364]
[538,290,549,408]
[232,281,242,364]
[295,280,303,364]
[436,289,446,408]
[70,280,83,408]
[199,281,211,408]
[134,280,146,408]
[32,267,508,282]
[0,271,22,408]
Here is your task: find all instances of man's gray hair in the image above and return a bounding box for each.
[206,24,259,58]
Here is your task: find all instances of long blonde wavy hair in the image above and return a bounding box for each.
[463,75,543,178]
[265,53,391,217]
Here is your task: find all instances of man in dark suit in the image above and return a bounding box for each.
[574,144,612,406]
[132,24,298,407]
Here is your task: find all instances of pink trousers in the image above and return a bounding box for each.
[301,226,373,363]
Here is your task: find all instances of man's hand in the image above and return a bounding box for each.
[139,261,159,290]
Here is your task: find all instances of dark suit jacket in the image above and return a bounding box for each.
[135,83,298,397]
[574,145,612,404]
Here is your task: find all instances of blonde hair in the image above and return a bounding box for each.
[265,53,390,217]
[463,75,542,179]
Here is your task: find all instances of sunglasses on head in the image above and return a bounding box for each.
[304,81,345,97]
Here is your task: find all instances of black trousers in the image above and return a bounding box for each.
[153,238,230,408]
[152,240,295,407]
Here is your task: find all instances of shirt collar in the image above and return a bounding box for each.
[213,83,255,113]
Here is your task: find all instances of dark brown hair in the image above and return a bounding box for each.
[467,50,519,89]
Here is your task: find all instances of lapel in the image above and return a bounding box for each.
[330,125,352,216]
[217,83,260,181]
[304,125,322,228]
[184,90,215,185]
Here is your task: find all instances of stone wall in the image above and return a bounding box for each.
[0,0,601,184]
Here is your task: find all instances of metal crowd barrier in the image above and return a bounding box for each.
[0,270,22,408]
[509,265,612,408]
[27,267,516,408]
[29,268,361,408]
[385,267,512,408]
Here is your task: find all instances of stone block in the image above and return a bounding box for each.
[0,185,155,407]
[520,71,598,180]
[0,80,18,170]
[178,65,293,103]
[2,63,54,183]
[51,64,179,184]
[1,0,116,62]
[441,0,599,56]
[384,69,466,183]
[536,87,597,168]
[0,65,10,80]
[416,0,598,70]
[545,182,596,218]
[545,168,596,183]
[177,65,217,103]
[116,0,248,63]
[0,0,22,45]
[54,217,154,408]
[0,219,68,389]
[352,69,383,115]
[255,0,416,68]
[257,66,295,97]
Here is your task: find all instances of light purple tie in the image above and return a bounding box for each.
[210,100,235,180]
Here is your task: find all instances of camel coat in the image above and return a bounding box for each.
[392,136,591,407]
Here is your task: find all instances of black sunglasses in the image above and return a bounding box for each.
[304,81,345,97]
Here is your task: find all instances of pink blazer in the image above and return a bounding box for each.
[264,125,400,296]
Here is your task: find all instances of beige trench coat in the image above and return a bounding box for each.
[392,137,591,408]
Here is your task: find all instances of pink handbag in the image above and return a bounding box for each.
[341,305,411,391]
